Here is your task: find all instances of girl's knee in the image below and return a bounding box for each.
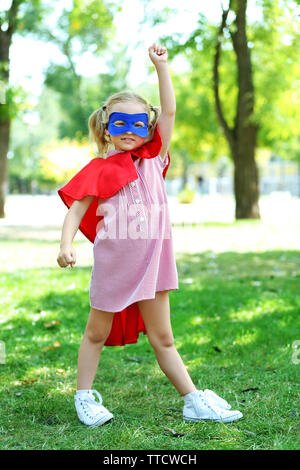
[84,308,114,344]
[85,326,111,345]
[149,332,174,349]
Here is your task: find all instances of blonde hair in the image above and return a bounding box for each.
[88,90,160,157]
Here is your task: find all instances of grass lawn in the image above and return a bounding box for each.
[0,219,299,450]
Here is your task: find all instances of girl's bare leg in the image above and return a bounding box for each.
[77,307,114,390]
[137,291,197,396]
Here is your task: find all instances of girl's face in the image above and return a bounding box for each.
[105,102,149,152]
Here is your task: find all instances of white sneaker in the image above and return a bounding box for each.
[183,390,243,423]
[74,390,114,427]
[203,389,232,410]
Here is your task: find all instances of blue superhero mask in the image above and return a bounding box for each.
[108,112,148,138]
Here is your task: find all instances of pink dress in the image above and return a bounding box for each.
[89,149,179,314]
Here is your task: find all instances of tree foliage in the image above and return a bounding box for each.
[153,0,300,163]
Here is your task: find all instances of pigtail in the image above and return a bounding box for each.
[147,104,161,141]
[88,105,110,157]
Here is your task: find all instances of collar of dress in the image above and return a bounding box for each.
[90,124,163,199]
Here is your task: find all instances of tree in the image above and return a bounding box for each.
[214,0,260,219]
[151,0,299,218]
[0,0,51,217]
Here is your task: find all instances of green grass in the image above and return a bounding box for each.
[0,221,300,450]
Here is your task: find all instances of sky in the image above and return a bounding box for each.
[4,0,263,109]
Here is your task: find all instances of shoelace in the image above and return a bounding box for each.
[195,390,228,418]
[88,389,103,405]
[203,389,231,409]
[77,390,105,418]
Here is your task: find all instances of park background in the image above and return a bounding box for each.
[0,0,299,450]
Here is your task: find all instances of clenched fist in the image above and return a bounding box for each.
[148,42,168,66]
[57,245,76,268]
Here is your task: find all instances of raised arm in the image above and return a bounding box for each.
[148,42,176,160]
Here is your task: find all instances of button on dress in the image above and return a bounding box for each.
[89,149,179,345]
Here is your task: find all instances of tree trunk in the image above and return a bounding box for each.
[0,0,19,217]
[213,0,260,219]
[232,134,260,218]
[0,29,11,218]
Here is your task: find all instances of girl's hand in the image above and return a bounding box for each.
[57,245,76,268]
[148,42,168,66]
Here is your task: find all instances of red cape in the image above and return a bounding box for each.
[57,125,171,346]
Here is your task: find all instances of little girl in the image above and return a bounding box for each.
[57,42,243,427]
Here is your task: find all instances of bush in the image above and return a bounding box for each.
[177,186,196,204]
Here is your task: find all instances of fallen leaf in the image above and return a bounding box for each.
[20,379,38,385]
[42,341,61,352]
[56,369,66,374]
[163,427,185,437]
[265,365,277,372]
[44,320,60,328]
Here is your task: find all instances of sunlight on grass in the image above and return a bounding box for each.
[190,316,204,326]
[228,306,269,322]
[234,330,258,346]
